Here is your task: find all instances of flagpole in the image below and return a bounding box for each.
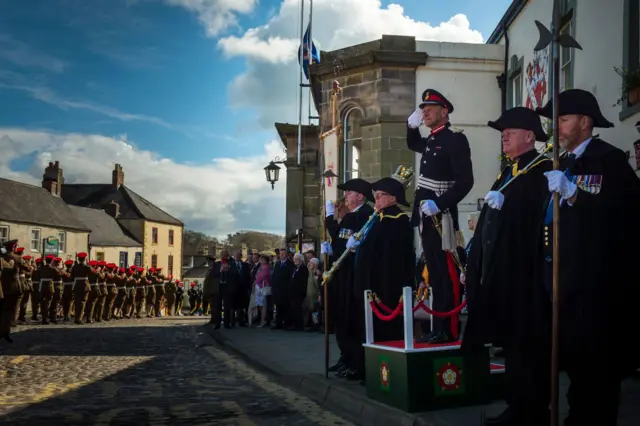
[308,0,313,126]
[297,0,305,166]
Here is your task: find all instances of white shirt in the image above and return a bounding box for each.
[569,137,592,159]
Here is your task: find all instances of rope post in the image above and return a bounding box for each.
[429,288,434,333]
[403,286,414,350]
[364,290,374,344]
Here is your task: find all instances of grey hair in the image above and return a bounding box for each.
[310,258,320,265]
[293,252,305,263]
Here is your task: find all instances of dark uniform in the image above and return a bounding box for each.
[61,260,74,321]
[0,240,22,342]
[324,179,374,378]
[536,90,640,426]
[71,252,92,324]
[352,176,416,382]
[407,89,473,343]
[461,107,553,426]
[175,282,184,315]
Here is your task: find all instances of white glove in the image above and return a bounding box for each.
[407,108,422,128]
[420,199,440,216]
[346,236,360,250]
[0,247,5,255]
[460,272,466,285]
[325,200,335,217]
[320,241,333,255]
[484,191,504,210]
[544,171,577,200]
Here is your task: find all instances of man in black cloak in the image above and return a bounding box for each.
[323,178,375,380]
[350,175,415,383]
[537,89,640,426]
[462,107,552,426]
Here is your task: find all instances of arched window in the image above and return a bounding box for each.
[343,107,363,181]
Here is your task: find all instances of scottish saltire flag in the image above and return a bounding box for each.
[298,22,320,80]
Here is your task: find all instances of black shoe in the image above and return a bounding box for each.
[334,366,349,378]
[2,334,13,343]
[416,331,436,343]
[427,331,453,344]
[346,369,364,381]
[328,358,345,373]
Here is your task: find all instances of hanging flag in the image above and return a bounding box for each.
[298,22,320,80]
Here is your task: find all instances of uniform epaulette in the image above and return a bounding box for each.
[451,127,464,133]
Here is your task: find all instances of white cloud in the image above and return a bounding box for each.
[0,128,286,238]
[164,0,258,36]
[213,0,485,129]
[0,34,68,73]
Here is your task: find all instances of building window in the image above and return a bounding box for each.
[96,252,105,261]
[31,228,41,252]
[169,229,174,246]
[135,251,142,267]
[343,108,362,181]
[152,227,158,244]
[119,252,128,269]
[506,55,524,109]
[620,0,640,120]
[512,72,523,107]
[0,226,8,245]
[151,254,158,268]
[58,231,66,253]
[560,22,573,90]
[168,255,173,276]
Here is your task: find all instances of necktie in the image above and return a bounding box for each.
[544,153,576,224]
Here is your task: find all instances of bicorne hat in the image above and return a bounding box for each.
[371,177,410,207]
[337,178,374,203]
[488,106,549,142]
[536,89,614,128]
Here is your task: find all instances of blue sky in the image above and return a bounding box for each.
[0,0,511,236]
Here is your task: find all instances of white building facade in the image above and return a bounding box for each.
[488,0,640,161]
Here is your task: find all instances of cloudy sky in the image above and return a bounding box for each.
[0,0,510,238]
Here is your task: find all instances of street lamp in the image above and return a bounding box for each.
[264,156,286,190]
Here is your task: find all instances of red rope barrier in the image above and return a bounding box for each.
[370,294,467,319]
[414,299,467,318]
[369,300,403,321]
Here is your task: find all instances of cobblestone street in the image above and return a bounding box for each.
[0,317,352,426]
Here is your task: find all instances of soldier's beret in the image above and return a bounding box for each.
[53,257,62,262]
[119,267,125,273]
[23,255,32,261]
[97,260,107,266]
[191,283,196,287]
[77,252,88,259]
[137,267,144,272]
[15,247,24,254]
[126,269,134,274]
[35,258,42,263]
[149,267,156,273]
[419,89,454,113]
[45,254,55,260]
[178,282,183,286]
[157,267,162,271]
[89,260,98,266]
[64,260,74,266]
[107,263,117,269]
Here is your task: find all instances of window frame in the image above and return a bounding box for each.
[96,252,105,261]
[152,227,158,244]
[168,229,174,246]
[168,254,174,276]
[31,228,41,252]
[506,55,524,109]
[58,231,66,253]
[620,0,640,120]
[0,225,9,246]
[151,254,158,268]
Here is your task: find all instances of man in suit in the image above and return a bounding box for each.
[270,247,295,329]
[233,251,250,326]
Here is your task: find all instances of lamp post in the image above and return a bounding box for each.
[264,156,286,190]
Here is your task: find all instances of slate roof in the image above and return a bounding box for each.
[68,205,142,247]
[61,184,183,226]
[182,266,210,279]
[0,178,90,231]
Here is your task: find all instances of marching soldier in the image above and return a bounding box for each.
[1,240,23,342]
[407,89,474,343]
[30,257,42,320]
[535,89,640,425]
[175,281,184,315]
[124,267,137,318]
[84,260,100,323]
[322,179,374,379]
[154,268,166,317]
[94,260,108,322]
[165,276,176,317]
[61,260,74,321]
[49,257,64,323]
[71,252,91,324]
[103,263,116,320]
[135,267,146,318]
[16,254,33,323]
[113,267,127,319]
[461,107,553,426]
[38,254,57,324]
[144,268,155,317]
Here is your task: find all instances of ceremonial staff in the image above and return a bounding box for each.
[533,3,582,425]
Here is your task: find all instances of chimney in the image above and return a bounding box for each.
[103,200,120,219]
[112,164,124,188]
[42,160,64,196]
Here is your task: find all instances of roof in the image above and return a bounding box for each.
[68,205,142,247]
[0,178,90,231]
[61,184,183,226]
[274,123,320,149]
[486,0,528,44]
[182,266,210,279]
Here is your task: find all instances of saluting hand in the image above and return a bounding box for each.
[325,200,335,217]
[407,108,422,129]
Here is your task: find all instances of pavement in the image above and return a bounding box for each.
[0,317,353,425]
[204,324,640,426]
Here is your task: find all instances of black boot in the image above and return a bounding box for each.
[328,357,345,373]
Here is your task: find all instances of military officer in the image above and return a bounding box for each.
[407,89,474,343]
[61,259,74,321]
[49,257,64,323]
[154,268,166,317]
[30,257,42,320]
[165,276,177,317]
[16,254,34,323]
[1,240,23,342]
[113,267,127,319]
[175,281,185,315]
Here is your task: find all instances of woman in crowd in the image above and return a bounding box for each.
[304,257,321,331]
[289,253,308,331]
[253,255,272,328]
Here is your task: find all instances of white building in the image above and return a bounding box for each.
[487,0,640,161]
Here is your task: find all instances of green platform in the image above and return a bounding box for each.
[365,341,503,413]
